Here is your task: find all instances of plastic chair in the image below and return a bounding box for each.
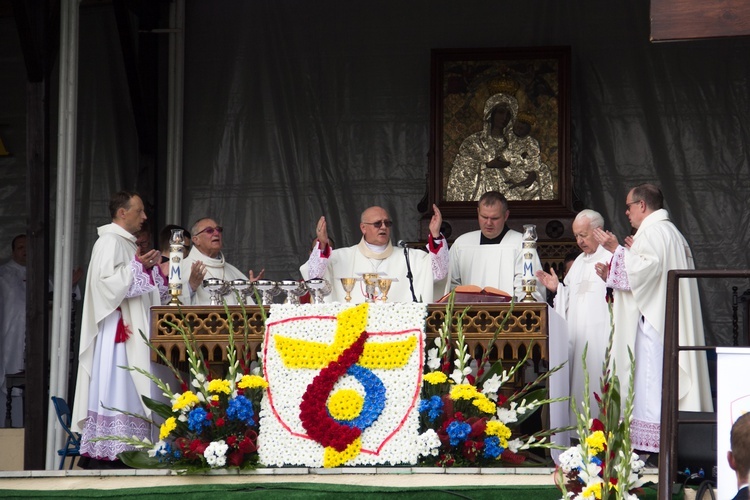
[51,396,81,470]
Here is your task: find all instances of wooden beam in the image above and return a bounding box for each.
[651,0,750,41]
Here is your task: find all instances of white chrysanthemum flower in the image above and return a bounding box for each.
[416,429,441,457]
[204,440,229,468]
[147,440,166,458]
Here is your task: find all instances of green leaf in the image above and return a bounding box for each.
[142,396,174,420]
[513,387,547,425]
[117,450,173,469]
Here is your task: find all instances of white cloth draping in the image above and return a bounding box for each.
[181,245,248,305]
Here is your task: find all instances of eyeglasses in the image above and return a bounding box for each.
[362,220,393,229]
[625,200,642,209]
[194,226,223,236]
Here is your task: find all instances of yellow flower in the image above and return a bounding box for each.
[327,388,364,421]
[159,416,177,440]
[238,375,268,390]
[208,379,231,395]
[423,372,448,385]
[485,420,512,440]
[586,430,607,455]
[172,391,200,411]
[581,482,602,499]
[450,383,479,401]
[472,394,497,415]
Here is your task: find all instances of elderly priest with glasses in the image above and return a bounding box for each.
[181,217,264,305]
[303,205,448,303]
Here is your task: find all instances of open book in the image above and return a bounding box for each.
[436,285,512,303]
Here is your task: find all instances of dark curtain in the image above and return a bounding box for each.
[1,0,748,345]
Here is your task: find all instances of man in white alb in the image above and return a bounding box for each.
[446,191,545,301]
[594,183,712,457]
[73,191,166,463]
[181,218,264,305]
[536,209,614,425]
[303,204,448,303]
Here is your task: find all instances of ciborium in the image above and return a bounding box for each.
[254,279,280,305]
[362,272,380,303]
[305,278,332,304]
[278,279,307,305]
[340,278,356,303]
[203,278,226,306]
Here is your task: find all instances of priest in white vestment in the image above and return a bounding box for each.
[180,218,264,305]
[594,183,712,455]
[536,210,614,428]
[446,191,545,302]
[73,191,167,462]
[302,205,448,303]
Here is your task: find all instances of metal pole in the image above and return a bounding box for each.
[45,0,80,470]
[165,0,185,224]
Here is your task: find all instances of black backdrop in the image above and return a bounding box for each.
[0,0,749,345]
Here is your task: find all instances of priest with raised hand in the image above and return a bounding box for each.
[594,183,713,461]
[302,204,448,303]
[446,190,545,302]
[73,191,166,465]
[535,209,614,426]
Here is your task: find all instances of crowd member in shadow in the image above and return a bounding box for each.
[729,413,750,500]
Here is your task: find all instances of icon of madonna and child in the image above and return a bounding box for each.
[446,87,555,202]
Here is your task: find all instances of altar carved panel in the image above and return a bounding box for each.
[150,303,549,367]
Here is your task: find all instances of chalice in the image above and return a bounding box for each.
[377,278,393,302]
[305,278,332,304]
[340,278,356,303]
[230,279,251,305]
[203,278,226,306]
[278,279,307,305]
[254,279,280,305]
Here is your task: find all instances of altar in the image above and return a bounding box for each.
[149,303,550,368]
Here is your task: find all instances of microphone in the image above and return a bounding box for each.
[398,240,418,302]
[396,240,408,249]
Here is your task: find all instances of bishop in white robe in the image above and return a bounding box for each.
[303,205,448,303]
[595,185,712,453]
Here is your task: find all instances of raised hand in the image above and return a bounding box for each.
[315,216,329,248]
[428,204,443,238]
[535,267,560,292]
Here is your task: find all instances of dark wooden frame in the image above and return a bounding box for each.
[429,46,573,218]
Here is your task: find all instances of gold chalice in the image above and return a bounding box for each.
[340,278,356,303]
[377,278,392,302]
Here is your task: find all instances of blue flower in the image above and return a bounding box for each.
[334,365,385,430]
[187,407,210,432]
[590,456,602,466]
[227,395,255,425]
[483,436,504,459]
[418,395,444,422]
[446,420,471,446]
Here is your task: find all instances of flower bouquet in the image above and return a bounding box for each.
[99,302,267,471]
[556,302,644,499]
[416,293,570,466]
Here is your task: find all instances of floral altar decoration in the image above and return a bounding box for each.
[259,302,426,467]
[100,305,267,471]
[415,296,569,466]
[555,303,645,500]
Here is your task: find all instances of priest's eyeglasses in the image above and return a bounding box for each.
[194,226,223,236]
[625,200,642,209]
[362,220,393,229]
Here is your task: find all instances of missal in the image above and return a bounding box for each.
[437,285,512,303]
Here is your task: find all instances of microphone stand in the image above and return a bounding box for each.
[403,245,417,302]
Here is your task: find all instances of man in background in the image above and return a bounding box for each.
[729,412,750,500]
